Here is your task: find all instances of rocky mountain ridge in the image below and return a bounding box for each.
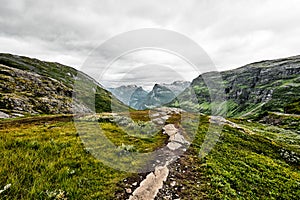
[0,53,126,118]
[108,85,148,110]
[128,86,149,110]
[109,81,190,110]
[138,81,190,110]
[159,81,190,96]
[170,55,300,117]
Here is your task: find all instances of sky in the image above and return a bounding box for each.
[1,0,300,89]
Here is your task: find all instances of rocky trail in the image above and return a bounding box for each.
[129,125,189,199]
[127,108,190,200]
[116,109,258,200]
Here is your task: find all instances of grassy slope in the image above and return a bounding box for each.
[0,53,127,114]
[189,122,300,199]
[0,112,299,199]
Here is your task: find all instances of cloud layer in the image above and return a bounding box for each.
[1,0,300,88]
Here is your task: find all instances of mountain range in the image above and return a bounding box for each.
[107,85,148,110]
[0,53,299,199]
[108,81,190,110]
[0,53,299,119]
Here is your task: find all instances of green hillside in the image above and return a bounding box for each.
[171,55,300,118]
[0,53,127,117]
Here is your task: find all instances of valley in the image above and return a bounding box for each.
[108,81,190,110]
[0,53,299,199]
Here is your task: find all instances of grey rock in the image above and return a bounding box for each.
[0,53,126,116]
[0,111,10,118]
[126,188,132,194]
[171,55,300,116]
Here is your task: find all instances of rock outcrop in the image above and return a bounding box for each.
[0,53,126,118]
[170,55,300,117]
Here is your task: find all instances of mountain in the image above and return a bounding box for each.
[139,81,190,110]
[139,84,176,109]
[108,81,190,110]
[107,85,148,110]
[0,53,126,117]
[160,81,190,96]
[170,55,300,117]
[128,86,148,110]
[1,54,300,199]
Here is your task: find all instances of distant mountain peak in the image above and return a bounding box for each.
[108,81,191,110]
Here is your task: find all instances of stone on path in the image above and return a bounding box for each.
[129,107,189,200]
[129,166,169,200]
[0,111,10,119]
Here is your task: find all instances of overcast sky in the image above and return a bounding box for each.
[1,0,300,89]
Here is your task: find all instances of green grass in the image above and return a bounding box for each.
[163,115,300,199]
[0,111,169,199]
[0,120,130,199]
[100,122,168,152]
[0,112,299,199]
[201,125,300,199]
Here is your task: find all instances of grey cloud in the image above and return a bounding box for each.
[0,0,299,87]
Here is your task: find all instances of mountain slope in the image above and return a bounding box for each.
[128,86,148,109]
[0,53,126,117]
[170,55,300,117]
[160,81,190,96]
[108,81,190,110]
[140,81,190,110]
[140,84,176,109]
[108,85,148,110]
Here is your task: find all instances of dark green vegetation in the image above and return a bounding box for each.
[0,53,126,117]
[171,55,300,118]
